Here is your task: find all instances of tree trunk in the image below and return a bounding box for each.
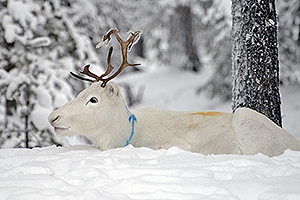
[231,0,282,127]
[169,5,201,72]
[25,85,30,148]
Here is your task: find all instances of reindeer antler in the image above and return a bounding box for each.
[70,28,143,87]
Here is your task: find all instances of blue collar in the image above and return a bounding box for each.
[124,107,137,147]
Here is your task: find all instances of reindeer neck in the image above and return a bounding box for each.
[105,102,137,149]
[124,106,137,147]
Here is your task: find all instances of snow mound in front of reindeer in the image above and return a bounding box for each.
[1,145,300,200]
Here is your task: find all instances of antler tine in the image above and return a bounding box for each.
[70,71,94,82]
[80,65,101,81]
[99,46,114,79]
[98,29,142,87]
[70,64,101,83]
[99,59,140,87]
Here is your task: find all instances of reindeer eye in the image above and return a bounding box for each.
[89,97,98,103]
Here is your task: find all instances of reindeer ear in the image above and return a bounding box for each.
[105,82,120,99]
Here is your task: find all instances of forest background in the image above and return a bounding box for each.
[0,0,299,148]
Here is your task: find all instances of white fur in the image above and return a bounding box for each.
[48,82,300,156]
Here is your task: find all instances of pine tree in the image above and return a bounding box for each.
[0,0,105,148]
[231,0,282,127]
[196,0,232,100]
[277,0,300,85]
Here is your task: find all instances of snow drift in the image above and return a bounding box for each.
[1,146,300,200]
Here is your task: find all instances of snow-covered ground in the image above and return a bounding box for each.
[1,146,300,200]
[1,68,300,200]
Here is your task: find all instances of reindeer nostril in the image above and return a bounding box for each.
[52,116,61,124]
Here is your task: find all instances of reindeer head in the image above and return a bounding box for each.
[48,81,124,138]
[48,28,142,142]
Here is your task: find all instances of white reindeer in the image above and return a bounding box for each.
[48,28,300,157]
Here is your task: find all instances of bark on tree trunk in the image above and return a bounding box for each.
[231,0,282,127]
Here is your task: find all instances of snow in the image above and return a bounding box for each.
[7,0,39,29]
[2,15,22,44]
[281,85,300,138]
[27,37,52,48]
[118,67,215,111]
[1,146,300,200]
[31,104,52,130]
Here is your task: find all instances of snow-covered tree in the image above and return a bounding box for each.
[231,0,282,127]
[196,0,232,100]
[198,0,300,101]
[0,0,103,148]
[107,0,204,72]
[277,0,300,85]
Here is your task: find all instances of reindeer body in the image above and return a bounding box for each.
[48,82,300,157]
[132,107,235,154]
[49,28,300,156]
[133,107,300,156]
